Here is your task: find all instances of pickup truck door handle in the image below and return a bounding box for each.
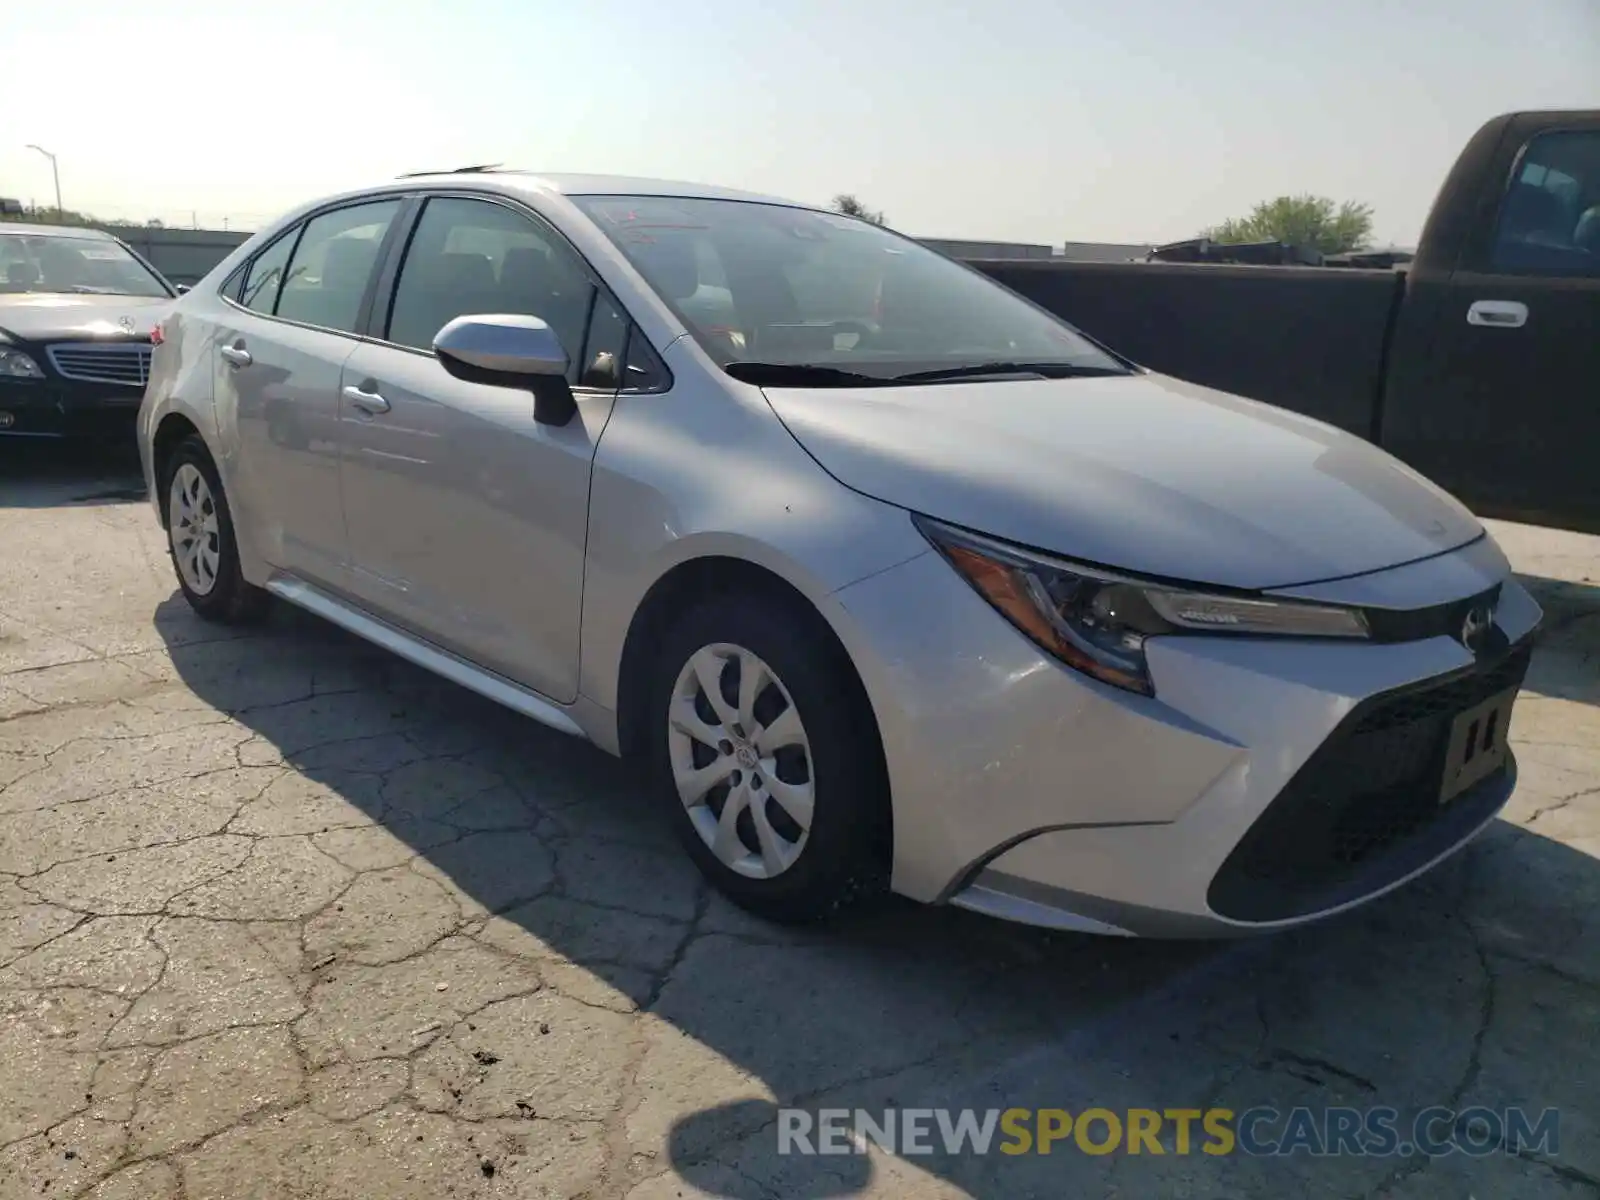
[342,384,391,415]
[219,343,252,368]
[1466,299,1528,329]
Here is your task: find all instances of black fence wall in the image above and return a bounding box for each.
[970,259,1405,438]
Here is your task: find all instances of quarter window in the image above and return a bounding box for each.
[1492,130,1600,274]
[386,197,595,376]
[239,231,297,315]
[578,293,631,389]
[623,328,670,391]
[275,201,401,333]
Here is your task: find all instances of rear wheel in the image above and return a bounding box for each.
[647,591,889,923]
[161,436,270,624]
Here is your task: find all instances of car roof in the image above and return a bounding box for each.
[0,222,117,241]
[392,170,808,209]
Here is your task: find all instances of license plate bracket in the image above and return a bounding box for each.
[1439,686,1518,803]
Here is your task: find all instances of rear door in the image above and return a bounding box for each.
[213,198,405,586]
[1411,118,1600,531]
[336,193,631,703]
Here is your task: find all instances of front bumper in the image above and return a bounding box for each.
[0,379,144,439]
[829,534,1542,937]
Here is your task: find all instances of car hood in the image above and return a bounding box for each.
[0,294,169,342]
[763,371,1483,590]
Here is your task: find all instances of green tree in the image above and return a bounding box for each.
[1204,195,1374,255]
[0,204,100,228]
[831,194,887,226]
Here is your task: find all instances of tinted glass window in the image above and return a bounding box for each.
[1492,130,1600,274]
[386,198,595,373]
[275,201,400,332]
[579,292,626,389]
[239,230,297,314]
[624,328,670,391]
[572,195,1126,380]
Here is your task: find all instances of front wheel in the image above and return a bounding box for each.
[647,592,889,923]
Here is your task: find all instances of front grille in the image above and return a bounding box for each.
[46,342,152,388]
[1208,643,1532,923]
[1362,583,1502,645]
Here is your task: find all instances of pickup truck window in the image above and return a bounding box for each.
[1492,130,1600,275]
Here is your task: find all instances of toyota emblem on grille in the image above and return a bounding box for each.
[118,315,136,332]
[1460,605,1493,654]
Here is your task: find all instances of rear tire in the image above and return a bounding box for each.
[161,435,270,624]
[646,590,889,923]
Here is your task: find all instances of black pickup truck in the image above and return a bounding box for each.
[974,109,1600,535]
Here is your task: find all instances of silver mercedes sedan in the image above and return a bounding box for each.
[137,173,1541,936]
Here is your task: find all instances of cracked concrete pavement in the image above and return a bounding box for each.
[0,443,1596,1199]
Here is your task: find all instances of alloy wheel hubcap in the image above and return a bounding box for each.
[168,463,221,596]
[667,643,815,879]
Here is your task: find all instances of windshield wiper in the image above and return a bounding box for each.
[892,362,1130,383]
[723,361,891,387]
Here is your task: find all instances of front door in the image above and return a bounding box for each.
[337,195,625,703]
[214,198,403,587]
[1416,120,1600,531]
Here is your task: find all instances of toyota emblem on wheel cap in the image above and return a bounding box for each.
[1460,605,1493,654]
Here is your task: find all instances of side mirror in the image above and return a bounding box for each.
[433,313,576,426]
[174,284,191,295]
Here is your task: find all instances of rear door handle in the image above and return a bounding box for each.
[219,344,252,367]
[1466,299,1528,328]
[342,384,391,415]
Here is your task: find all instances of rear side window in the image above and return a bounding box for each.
[1492,130,1600,275]
[275,201,401,333]
[385,197,595,376]
[240,231,297,314]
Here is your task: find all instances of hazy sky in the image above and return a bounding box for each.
[4,0,1597,244]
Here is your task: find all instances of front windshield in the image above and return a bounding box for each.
[0,232,170,298]
[572,196,1126,380]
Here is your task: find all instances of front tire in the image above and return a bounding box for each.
[647,591,889,923]
[161,436,270,624]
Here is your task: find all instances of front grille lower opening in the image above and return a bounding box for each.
[1208,645,1531,923]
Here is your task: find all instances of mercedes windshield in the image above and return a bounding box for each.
[0,230,172,298]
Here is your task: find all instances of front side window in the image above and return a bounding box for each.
[572,195,1128,383]
[1492,130,1600,275]
[0,232,169,298]
[386,197,595,376]
[275,201,401,333]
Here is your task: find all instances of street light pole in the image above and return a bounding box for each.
[24,145,62,216]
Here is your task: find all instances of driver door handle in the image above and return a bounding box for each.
[219,344,252,367]
[342,384,391,415]
[1466,299,1528,328]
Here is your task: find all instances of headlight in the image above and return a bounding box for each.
[0,346,44,379]
[916,517,1369,696]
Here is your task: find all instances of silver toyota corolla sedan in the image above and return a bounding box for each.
[137,173,1542,936]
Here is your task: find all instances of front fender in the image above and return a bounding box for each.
[577,353,927,717]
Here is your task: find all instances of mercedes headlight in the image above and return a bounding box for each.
[917,517,1370,696]
[0,343,43,379]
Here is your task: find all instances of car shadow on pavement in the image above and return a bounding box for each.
[152,590,1600,1199]
[1516,572,1600,708]
[0,439,147,508]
